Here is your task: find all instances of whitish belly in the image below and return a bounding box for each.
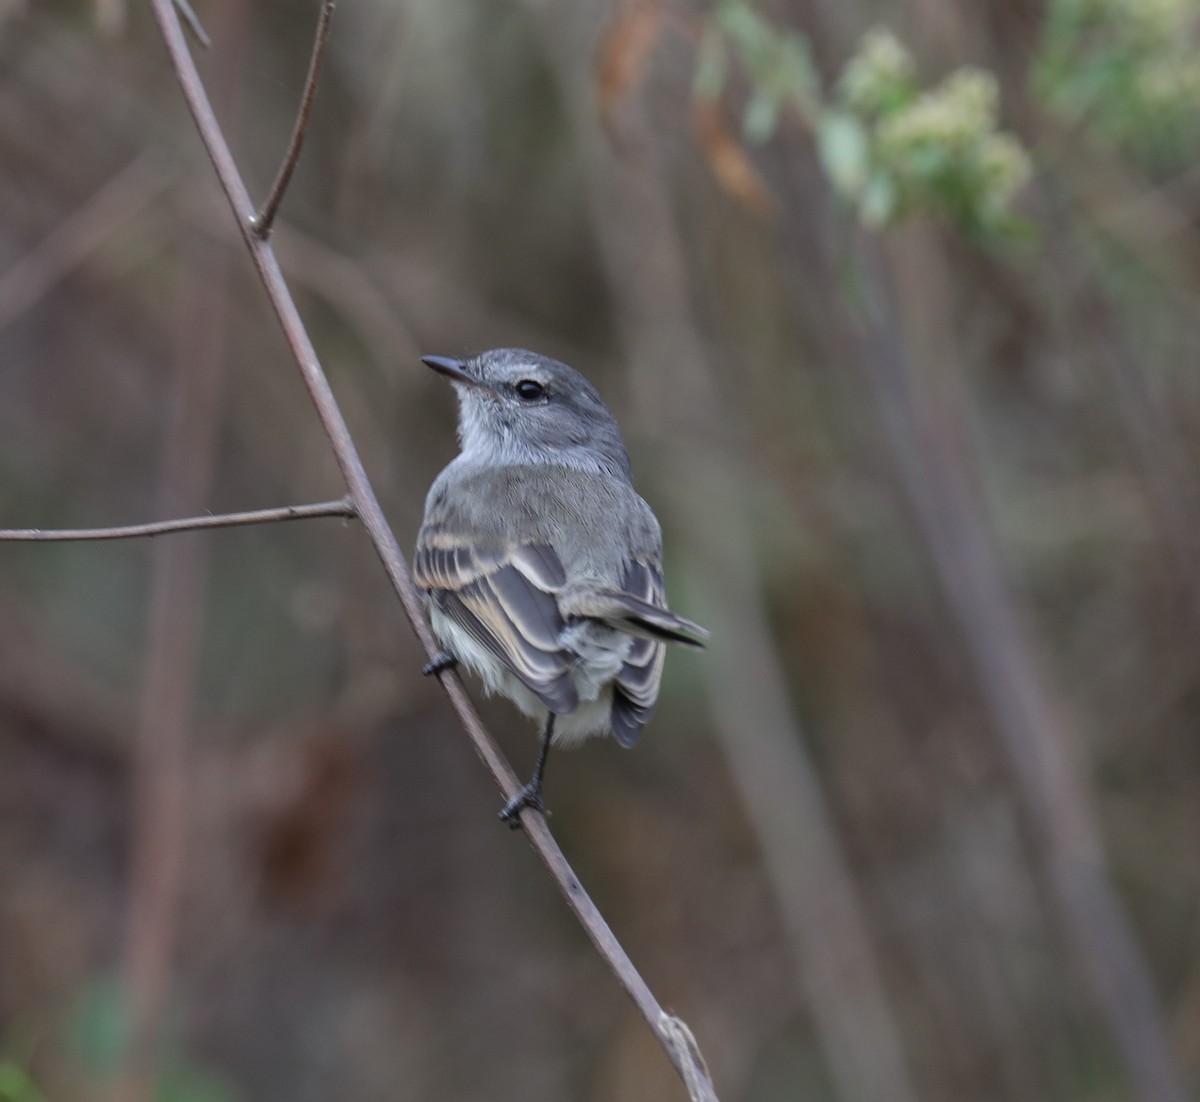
[428,604,631,746]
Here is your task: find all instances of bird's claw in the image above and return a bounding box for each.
[422,651,458,677]
[499,783,548,830]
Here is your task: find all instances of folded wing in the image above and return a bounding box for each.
[416,526,706,746]
[609,561,669,747]
[415,527,579,714]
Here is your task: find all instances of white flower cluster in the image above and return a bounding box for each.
[1136,52,1200,108]
[1039,0,1200,164]
[839,29,915,114]
[830,34,1032,231]
[877,71,1001,159]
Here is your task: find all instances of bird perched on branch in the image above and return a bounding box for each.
[415,348,708,827]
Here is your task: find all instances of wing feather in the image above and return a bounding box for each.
[488,566,563,652]
[417,514,700,743]
[510,543,568,590]
[611,560,668,746]
[416,525,577,714]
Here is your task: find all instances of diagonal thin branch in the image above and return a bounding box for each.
[541,8,918,1093]
[250,0,336,239]
[0,499,357,542]
[147,3,717,1097]
[173,0,211,49]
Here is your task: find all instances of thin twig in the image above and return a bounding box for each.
[173,0,211,49]
[0,499,356,542]
[550,10,916,1093]
[250,0,335,239]
[147,2,711,1095]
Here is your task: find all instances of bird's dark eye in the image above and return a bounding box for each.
[515,379,545,401]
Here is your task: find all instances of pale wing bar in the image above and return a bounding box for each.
[416,535,578,714]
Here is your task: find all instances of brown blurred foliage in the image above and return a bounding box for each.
[2,1,1200,1101]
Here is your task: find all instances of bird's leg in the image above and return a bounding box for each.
[499,715,555,829]
[422,651,458,677]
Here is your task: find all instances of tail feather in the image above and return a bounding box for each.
[570,589,709,648]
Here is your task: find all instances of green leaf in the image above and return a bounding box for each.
[904,143,951,180]
[859,171,898,226]
[978,212,1038,244]
[817,110,871,196]
[67,977,128,1075]
[0,1062,47,1102]
[742,87,781,144]
[718,0,772,67]
[778,35,818,114]
[159,1063,241,1102]
[694,25,729,101]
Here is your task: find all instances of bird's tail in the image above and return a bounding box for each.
[570,589,709,648]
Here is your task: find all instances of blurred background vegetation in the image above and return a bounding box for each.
[2,0,1200,1099]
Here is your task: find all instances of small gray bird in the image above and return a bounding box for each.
[414,348,708,826]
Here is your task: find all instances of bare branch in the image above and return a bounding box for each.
[250,0,336,239]
[0,499,357,542]
[548,9,917,1094]
[173,0,211,49]
[147,3,715,1096]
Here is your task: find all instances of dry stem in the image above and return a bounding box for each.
[147,1,716,1095]
[0,499,356,542]
[250,0,336,238]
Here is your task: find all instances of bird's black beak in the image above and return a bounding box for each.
[421,355,489,390]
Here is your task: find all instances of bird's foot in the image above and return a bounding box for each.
[422,651,458,677]
[499,782,548,830]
